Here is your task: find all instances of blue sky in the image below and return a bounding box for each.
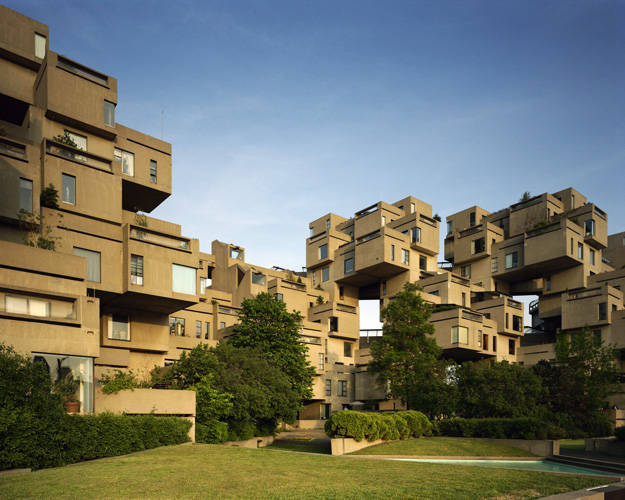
[8,0,625,326]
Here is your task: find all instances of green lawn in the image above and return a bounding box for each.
[352,437,536,457]
[560,439,586,452]
[0,444,607,499]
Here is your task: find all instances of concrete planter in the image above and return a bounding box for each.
[223,436,275,449]
[331,438,386,455]
[585,437,625,458]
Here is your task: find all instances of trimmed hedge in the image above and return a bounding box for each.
[196,420,229,444]
[324,410,432,442]
[435,417,553,440]
[0,410,191,470]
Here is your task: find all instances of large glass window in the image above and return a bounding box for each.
[585,219,595,237]
[471,237,485,254]
[5,295,50,316]
[66,131,87,151]
[590,249,595,265]
[344,342,352,357]
[205,321,210,339]
[509,339,515,355]
[196,320,202,338]
[411,227,421,243]
[104,101,115,126]
[62,173,76,204]
[251,272,266,285]
[73,247,101,282]
[319,244,328,259]
[491,257,498,273]
[419,255,427,271]
[19,178,32,212]
[447,221,452,234]
[338,380,347,397]
[599,302,607,321]
[322,266,329,282]
[200,277,211,294]
[122,150,134,176]
[109,314,130,340]
[505,251,518,269]
[172,264,196,295]
[33,353,93,412]
[325,379,331,396]
[318,353,324,370]
[344,257,354,274]
[451,326,469,344]
[401,249,410,265]
[130,254,143,285]
[577,242,584,259]
[34,33,46,59]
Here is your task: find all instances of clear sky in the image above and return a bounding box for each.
[8,0,625,327]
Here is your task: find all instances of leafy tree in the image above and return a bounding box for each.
[533,328,621,435]
[368,282,447,417]
[164,343,301,439]
[454,361,545,419]
[229,292,315,402]
[40,184,59,209]
[519,191,532,202]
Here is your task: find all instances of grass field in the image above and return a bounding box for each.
[351,437,536,457]
[0,444,607,499]
[560,439,586,452]
[269,439,330,454]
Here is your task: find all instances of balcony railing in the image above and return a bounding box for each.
[130,228,189,250]
[46,140,112,172]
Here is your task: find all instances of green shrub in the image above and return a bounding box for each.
[0,410,191,471]
[324,410,432,442]
[437,417,552,440]
[196,420,229,444]
[227,420,256,442]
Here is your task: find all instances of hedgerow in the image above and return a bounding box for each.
[324,410,432,442]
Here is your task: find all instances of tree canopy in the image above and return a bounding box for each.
[229,292,315,402]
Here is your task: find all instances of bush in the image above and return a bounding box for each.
[324,410,432,442]
[0,409,191,470]
[615,426,625,441]
[436,417,553,440]
[196,420,229,444]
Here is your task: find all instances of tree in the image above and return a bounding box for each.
[454,361,545,419]
[164,343,301,440]
[368,282,448,418]
[229,292,315,402]
[519,191,532,202]
[533,328,621,436]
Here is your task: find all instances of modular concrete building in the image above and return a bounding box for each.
[1,5,624,421]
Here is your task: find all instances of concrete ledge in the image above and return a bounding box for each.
[223,435,275,449]
[481,438,559,457]
[331,438,385,456]
[541,482,625,499]
[585,437,625,458]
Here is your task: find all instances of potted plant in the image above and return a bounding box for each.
[54,372,81,413]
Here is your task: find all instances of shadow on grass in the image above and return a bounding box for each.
[268,439,331,454]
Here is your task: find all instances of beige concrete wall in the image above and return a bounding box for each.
[331,437,386,455]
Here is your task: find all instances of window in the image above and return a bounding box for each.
[172,264,196,295]
[326,219,330,229]
[513,315,522,332]
[322,266,329,282]
[219,321,226,329]
[599,302,607,321]
[492,335,497,352]
[471,237,485,254]
[410,202,415,214]
[338,380,347,397]
[585,219,595,237]
[339,286,344,299]
[451,326,468,344]
[344,257,354,274]
[509,339,515,355]
[477,330,482,347]
[483,334,489,350]
[115,149,134,176]
[401,249,409,265]
[430,290,439,296]
[73,247,101,282]
[545,276,551,291]
[109,314,130,340]
[325,379,331,396]
[505,251,518,269]
[382,216,386,226]
[104,101,115,126]
[505,313,509,329]
[461,292,466,307]
[318,353,324,370]
[571,194,575,207]
[150,160,157,183]
[461,265,471,278]
[576,242,584,259]
[590,249,595,265]
[200,277,210,294]
[319,244,328,259]
[570,238,574,255]
[411,227,421,243]
[419,255,427,271]
[330,316,338,332]
[344,342,352,357]
[275,293,283,302]
[469,211,476,227]
[309,227,314,237]
[130,254,143,285]
[33,353,93,412]
[19,178,32,212]
[196,320,202,338]
[62,173,76,204]
[491,257,498,273]
[5,295,50,317]
[391,245,395,260]
[205,322,210,339]
[169,317,185,336]
[230,248,243,259]
[447,221,452,234]
[382,281,386,296]
[34,33,46,59]
[251,272,266,285]
[66,131,87,151]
